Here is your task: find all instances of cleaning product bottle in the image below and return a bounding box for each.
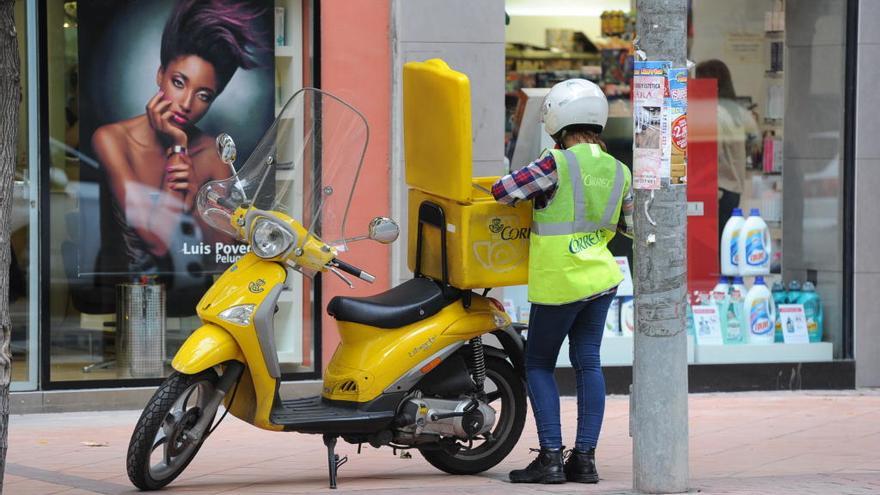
[787,280,802,304]
[711,277,730,340]
[686,291,698,337]
[771,281,787,342]
[798,282,824,342]
[725,278,746,344]
[720,208,745,276]
[712,276,730,302]
[739,208,771,276]
[745,276,776,344]
[730,276,746,301]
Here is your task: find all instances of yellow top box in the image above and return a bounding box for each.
[403,59,475,204]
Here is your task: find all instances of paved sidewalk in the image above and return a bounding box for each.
[5,391,880,494]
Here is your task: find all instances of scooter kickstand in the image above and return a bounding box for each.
[323,434,348,489]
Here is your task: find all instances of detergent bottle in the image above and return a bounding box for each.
[711,277,730,339]
[720,208,745,276]
[739,208,771,276]
[787,280,802,304]
[745,276,776,344]
[725,278,746,344]
[798,282,824,343]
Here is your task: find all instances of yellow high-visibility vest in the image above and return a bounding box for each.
[528,143,631,305]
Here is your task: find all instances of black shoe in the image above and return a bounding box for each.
[509,447,566,484]
[564,448,599,483]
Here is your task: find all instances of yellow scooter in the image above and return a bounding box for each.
[126,89,526,490]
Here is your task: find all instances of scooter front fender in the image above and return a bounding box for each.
[172,323,245,374]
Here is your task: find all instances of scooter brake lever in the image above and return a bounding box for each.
[328,267,354,289]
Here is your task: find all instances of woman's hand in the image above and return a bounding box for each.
[163,152,197,212]
[146,91,187,147]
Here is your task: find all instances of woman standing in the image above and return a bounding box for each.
[493,79,633,484]
[694,59,759,239]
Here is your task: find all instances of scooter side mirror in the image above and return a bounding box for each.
[368,217,399,244]
[216,133,237,169]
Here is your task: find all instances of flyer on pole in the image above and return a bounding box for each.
[632,61,669,190]
[667,67,688,182]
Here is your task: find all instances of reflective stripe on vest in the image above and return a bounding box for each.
[531,148,626,236]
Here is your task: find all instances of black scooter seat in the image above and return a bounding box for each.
[327,278,456,329]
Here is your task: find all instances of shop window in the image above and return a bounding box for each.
[501,0,848,366]
[43,0,313,384]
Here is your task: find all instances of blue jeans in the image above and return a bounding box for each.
[525,291,615,451]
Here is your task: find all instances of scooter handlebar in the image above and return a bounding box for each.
[331,258,375,283]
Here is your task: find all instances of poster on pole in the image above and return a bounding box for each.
[632,61,669,190]
[667,67,688,182]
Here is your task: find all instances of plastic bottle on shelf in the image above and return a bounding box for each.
[738,208,772,276]
[787,280,802,304]
[745,276,776,344]
[711,277,730,339]
[712,276,730,302]
[725,278,746,344]
[720,208,745,276]
[771,281,787,342]
[798,282,824,343]
[730,276,747,301]
[686,291,700,337]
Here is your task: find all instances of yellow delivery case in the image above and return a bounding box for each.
[407,179,531,289]
[403,59,531,289]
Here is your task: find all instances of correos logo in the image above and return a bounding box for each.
[488,217,530,240]
[583,175,612,188]
[569,231,602,253]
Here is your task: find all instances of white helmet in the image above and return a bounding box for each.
[541,79,609,136]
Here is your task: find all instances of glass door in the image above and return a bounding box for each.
[11,0,37,391]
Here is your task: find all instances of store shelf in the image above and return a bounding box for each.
[556,335,696,367]
[506,49,600,62]
[694,342,833,364]
[275,45,295,58]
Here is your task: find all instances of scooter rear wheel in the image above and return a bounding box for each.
[419,355,526,475]
[126,369,220,490]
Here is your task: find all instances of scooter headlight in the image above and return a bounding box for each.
[218,304,255,326]
[251,217,294,259]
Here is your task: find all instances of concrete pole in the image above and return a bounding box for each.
[632,0,689,493]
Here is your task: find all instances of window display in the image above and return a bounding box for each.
[44,0,313,384]
[503,0,847,367]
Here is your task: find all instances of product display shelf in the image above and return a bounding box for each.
[555,335,696,368]
[694,341,832,364]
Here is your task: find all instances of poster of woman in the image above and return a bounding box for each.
[76,0,275,316]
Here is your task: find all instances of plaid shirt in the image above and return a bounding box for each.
[492,152,634,239]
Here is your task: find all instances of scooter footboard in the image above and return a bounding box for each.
[172,323,245,374]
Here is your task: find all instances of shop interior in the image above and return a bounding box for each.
[500,0,844,366]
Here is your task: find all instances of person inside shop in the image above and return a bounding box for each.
[492,79,633,484]
[694,59,760,240]
[91,0,267,282]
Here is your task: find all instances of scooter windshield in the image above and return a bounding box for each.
[196,88,369,251]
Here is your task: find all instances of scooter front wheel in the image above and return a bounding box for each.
[126,369,220,490]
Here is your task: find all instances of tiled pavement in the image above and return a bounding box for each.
[5,390,880,494]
